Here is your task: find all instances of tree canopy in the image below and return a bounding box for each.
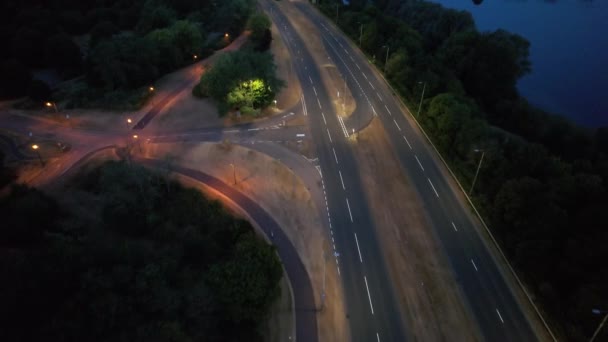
[0,161,282,341]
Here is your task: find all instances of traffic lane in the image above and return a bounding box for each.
[137,158,318,342]
[297,4,537,340]
[149,125,307,144]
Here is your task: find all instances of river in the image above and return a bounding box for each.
[430,0,608,128]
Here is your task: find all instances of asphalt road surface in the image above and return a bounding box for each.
[264,1,410,341]
[290,2,539,341]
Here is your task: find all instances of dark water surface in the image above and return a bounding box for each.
[431,0,608,127]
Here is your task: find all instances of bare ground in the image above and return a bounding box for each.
[353,118,482,341]
[142,142,349,342]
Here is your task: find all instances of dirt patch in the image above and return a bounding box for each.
[142,141,348,341]
[353,118,482,341]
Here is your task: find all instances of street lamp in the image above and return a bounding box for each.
[31,144,45,166]
[416,81,426,117]
[193,54,198,60]
[132,134,142,153]
[273,99,277,107]
[149,86,155,92]
[126,118,132,130]
[358,23,363,47]
[590,309,608,342]
[45,101,58,113]
[470,149,485,195]
[382,45,390,73]
[229,163,236,185]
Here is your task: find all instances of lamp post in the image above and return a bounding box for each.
[132,134,142,153]
[359,23,363,47]
[45,101,58,113]
[31,144,44,166]
[417,81,426,117]
[470,149,485,195]
[148,86,155,92]
[126,118,132,130]
[230,163,236,185]
[382,45,390,73]
[590,309,608,342]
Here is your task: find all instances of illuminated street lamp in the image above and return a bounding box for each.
[193,54,198,60]
[590,309,608,342]
[126,118,132,130]
[470,149,485,195]
[224,33,229,38]
[273,99,277,107]
[149,86,155,92]
[132,134,142,153]
[45,101,58,113]
[31,144,45,166]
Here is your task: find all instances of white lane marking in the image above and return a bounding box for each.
[364,276,375,315]
[354,233,363,263]
[301,94,308,116]
[327,128,333,143]
[333,148,339,164]
[371,105,377,116]
[224,129,239,133]
[471,259,478,272]
[317,98,323,109]
[428,178,439,197]
[296,133,306,137]
[339,170,345,190]
[451,222,458,232]
[369,81,375,90]
[308,76,313,84]
[393,119,401,131]
[377,333,380,342]
[496,309,505,323]
[247,127,260,131]
[337,116,349,137]
[356,64,361,70]
[403,135,412,149]
[313,86,317,96]
[415,155,424,171]
[376,92,382,101]
[337,266,341,275]
[363,73,368,80]
[346,198,353,222]
[384,104,392,116]
[322,112,327,124]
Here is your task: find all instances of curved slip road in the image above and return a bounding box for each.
[137,158,318,342]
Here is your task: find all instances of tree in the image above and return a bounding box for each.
[136,0,176,34]
[247,13,272,50]
[89,21,120,47]
[45,33,83,70]
[194,51,284,116]
[28,79,52,102]
[0,59,32,98]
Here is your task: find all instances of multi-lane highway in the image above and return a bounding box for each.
[264,0,540,341]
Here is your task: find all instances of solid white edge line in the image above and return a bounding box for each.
[451,222,458,232]
[333,148,339,164]
[415,155,424,171]
[471,259,478,271]
[339,170,345,190]
[428,178,439,197]
[496,308,505,323]
[354,233,363,263]
[364,276,375,315]
[346,198,353,222]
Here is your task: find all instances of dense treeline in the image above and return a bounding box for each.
[319,0,608,340]
[0,0,255,108]
[0,161,282,341]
